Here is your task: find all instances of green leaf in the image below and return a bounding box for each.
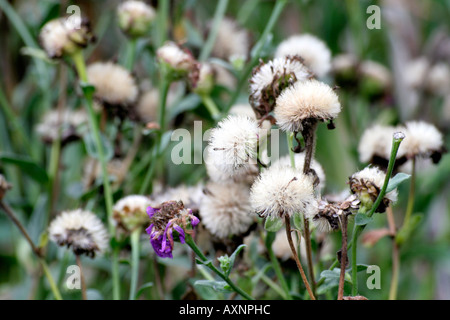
[226,244,246,277]
[79,81,96,99]
[346,264,370,273]
[134,282,154,300]
[265,231,276,248]
[83,132,113,162]
[386,173,411,193]
[264,217,284,232]
[0,154,49,184]
[159,130,174,155]
[169,94,201,119]
[194,280,232,293]
[355,212,373,226]
[292,213,303,230]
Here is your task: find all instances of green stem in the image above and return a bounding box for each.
[286,132,296,168]
[265,232,293,300]
[199,0,229,62]
[139,77,171,194]
[225,0,287,114]
[402,157,416,228]
[71,50,119,299]
[40,258,63,300]
[124,38,137,71]
[201,94,222,121]
[319,133,404,288]
[47,139,61,218]
[156,0,170,47]
[185,234,254,300]
[129,228,141,300]
[237,0,260,25]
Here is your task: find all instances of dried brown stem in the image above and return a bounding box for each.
[284,215,316,300]
[75,254,87,300]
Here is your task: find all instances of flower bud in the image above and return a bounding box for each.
[117,0,156,38]
[39,16,94,59]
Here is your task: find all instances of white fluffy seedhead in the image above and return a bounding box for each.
[250,166,317,220]
[199,182,255,239]
[211,18,250,62]
[208,115,260,177]
[400,121,444,158]
[249,56,311,119]
[275,34,332,78]
[358,124,400,163]
[87,62,138,105]
[271,153,326,192]
[274,80,341,132]
[35,109,88,143]
[48,209,109,257]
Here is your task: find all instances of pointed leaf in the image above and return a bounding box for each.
[386,173,411,193]
[264,217,284,232]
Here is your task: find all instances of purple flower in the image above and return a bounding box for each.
[146,201,199,258]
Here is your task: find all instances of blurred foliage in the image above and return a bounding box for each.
[0,0,449,300]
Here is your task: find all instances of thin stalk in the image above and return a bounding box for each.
[319,133,404,288]
[156,0,170,47]
[47,139,61,218]
[338,214,349,300]
[75,254,87,300]
[260,273,288,299]
[40,258,63,300]
[389,235,400,300]
[139,77,170,194]
[0,201,62,300]
[300,121,318,295]
[237,0,260,25]
[351,222,358,296]
[286,132,296,168]
[124,38,137,71]
[199,0,229,62]
[71,50,119,300]
[266,232,293,300]
[284,216,316,300]
[403,157,416,228]
[71,50,114,234]
[129,228,141,300]
[185,234,254,300]
[225,0,287,113]
[0,86,31,153]
[201,94,222,121]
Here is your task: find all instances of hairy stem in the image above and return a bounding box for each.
[266,231,293,300]
[388,207,400,300]
[338,214,348,300]
[284,216,316,300]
